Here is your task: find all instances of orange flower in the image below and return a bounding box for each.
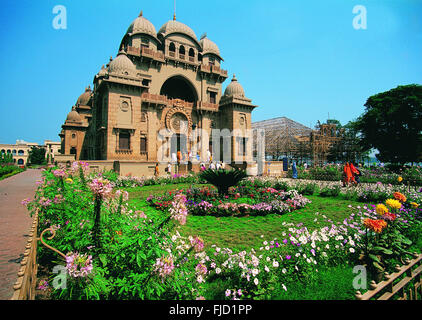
[393,192,406,203]
[364,218,387,233]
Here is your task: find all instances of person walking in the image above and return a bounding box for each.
[154,163,159,177]
[343,162,353,187]
[292,161,298,179]
[350,162,360,184]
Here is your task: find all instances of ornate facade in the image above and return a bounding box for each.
[59,11,257,168]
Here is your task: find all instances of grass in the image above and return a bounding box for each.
[273,264,357,300]
[124,184,363,251]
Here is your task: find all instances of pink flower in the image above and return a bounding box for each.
[154,255,175,277]
[65,252,93,278]
[190,236,204,252]
[195,263,208,275]
[88,178,113,199]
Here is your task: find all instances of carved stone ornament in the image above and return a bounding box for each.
[165,107,192,134]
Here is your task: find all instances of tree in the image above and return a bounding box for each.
[355,84,422,164]
[28,146,46,165]
[327,120,370,164]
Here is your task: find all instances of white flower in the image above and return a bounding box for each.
[282,268,287,274]
[325,244,330,249]
[266,257,271,262]
[264,265,270,272]
[265,246,270,250]
[282,284,287,291]
[263,241,268,245]
[254,278,259,285]
[349,248,355,253]
[215,268,221,274]
[273,261,279,268]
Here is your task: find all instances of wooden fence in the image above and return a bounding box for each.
[356,253,422,300]
[10,210,39,300]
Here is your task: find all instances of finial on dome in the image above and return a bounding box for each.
[173,13,176,21]
[232,74,237,81]
[110,56,113,61]
[139,10,143,17]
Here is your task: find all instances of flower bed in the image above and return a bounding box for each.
[21,164,421,300]
[146,186,311,217]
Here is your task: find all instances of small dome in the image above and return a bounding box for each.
[97,65,108,77]
[108,49,136,75]
[76,86,92,106]
[200,36,220,57]
[127,11,157,39]
[66,106,82,123]
[224,74,245,97]
[159,19,198,43]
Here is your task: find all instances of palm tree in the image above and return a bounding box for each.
[199,168,247,196]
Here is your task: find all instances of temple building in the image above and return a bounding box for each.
[58,11,258,174]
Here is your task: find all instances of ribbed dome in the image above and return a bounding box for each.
[224,74,245,97]
[200,36,220,57]
[66,106,82,123]
[126,11,157,39]
[158,19,198,42]
[76,86,92,106]
[108,50,136,75]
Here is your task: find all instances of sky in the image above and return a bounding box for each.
[0,0,421,144]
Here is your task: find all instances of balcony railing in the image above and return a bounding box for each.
[126,46,165,62]
[199,64,228,77]
[115,149,133,155]
[141,93,170,105]
[199,101,218,110]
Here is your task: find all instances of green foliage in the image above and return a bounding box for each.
[355,84,422,164]
[199,168,247,196]
[319,185,341,197]
[28,146,46,165]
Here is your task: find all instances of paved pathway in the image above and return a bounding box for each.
[0,169,42,300]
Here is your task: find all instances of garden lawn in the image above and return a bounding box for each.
[125,184,364,251]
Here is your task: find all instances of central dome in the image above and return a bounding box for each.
[158,19,198,43]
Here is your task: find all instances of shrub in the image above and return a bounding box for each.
[200,168,247,196]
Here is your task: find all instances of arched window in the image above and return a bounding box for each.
[169,42,176,57]
[7,149,11,153]
[18,150,24,155]
[179,45,185,59]
[17,159,24,165]
[1,149,5,154]
[70,147,77,155]
[12,150,17,155]
[188,48,195,62]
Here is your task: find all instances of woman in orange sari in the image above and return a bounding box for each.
[349,162,359,185]
[343,162,353,186]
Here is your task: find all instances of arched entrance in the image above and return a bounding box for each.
[160,75,198,102]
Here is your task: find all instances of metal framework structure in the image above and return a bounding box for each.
[252,118,343,166]
[252,117,313,161]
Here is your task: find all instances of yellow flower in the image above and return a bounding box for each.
[376,204,389,215]
[397,176,403,182]
[385,198,402,210]
[410,202,419,209]
[65,178,73,184]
